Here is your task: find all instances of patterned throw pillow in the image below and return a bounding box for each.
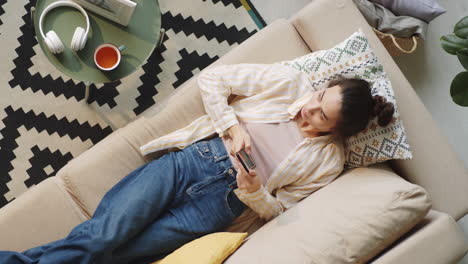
[277,29,412,168]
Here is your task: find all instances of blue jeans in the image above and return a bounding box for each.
[0,137,246,264]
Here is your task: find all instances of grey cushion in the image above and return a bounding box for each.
[370,0,446,23]
[354,0,428,39]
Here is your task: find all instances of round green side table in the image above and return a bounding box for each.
[32,0,163,102]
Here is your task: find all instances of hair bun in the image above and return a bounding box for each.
[372,95,395,127]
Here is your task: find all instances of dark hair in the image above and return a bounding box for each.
[329,77,395,138]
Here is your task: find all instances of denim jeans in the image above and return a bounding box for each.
[0,137,246,264]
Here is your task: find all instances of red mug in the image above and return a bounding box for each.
[94,44,126,71]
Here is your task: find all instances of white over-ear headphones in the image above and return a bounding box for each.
[38,0,90,54]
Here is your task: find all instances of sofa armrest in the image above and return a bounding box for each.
[0,177,88,251]
[371,210,468,264]
[289,0,468,220]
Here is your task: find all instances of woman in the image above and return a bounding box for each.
[0,63,394,264]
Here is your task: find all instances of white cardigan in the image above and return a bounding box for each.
[140,63,345,221]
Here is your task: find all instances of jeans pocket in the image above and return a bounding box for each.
[194,141,212,160]
[193,138,229,163]
[186,173,227,198]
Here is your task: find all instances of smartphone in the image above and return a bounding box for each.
[236,149,256,171]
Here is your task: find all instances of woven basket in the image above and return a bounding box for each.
[372,28,419,57]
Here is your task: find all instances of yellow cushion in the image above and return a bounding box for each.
[152,232,248,264]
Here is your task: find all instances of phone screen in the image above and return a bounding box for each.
[236,152,249,171]
[240,151,255,168]
[236,150,256,171]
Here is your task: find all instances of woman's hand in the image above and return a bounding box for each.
[227,124,260,193]
[227,124,252,156]
[233,159,262,193]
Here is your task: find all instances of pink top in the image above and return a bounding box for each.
[222,121,305,185]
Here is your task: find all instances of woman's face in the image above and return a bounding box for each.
[300,85,343,134]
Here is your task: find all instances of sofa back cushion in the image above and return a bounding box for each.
[224,163,431,264]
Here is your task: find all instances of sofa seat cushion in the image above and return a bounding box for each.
[0,177,88,251]
[224,163,431,264]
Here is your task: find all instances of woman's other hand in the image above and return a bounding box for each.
[227,124,252,156]
[233,159,261,193]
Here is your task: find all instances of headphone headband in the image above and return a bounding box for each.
[38,0,90,41]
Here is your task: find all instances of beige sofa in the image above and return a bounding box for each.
[1,0,467,263]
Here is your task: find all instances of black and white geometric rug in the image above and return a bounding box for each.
[0,0,266,209]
